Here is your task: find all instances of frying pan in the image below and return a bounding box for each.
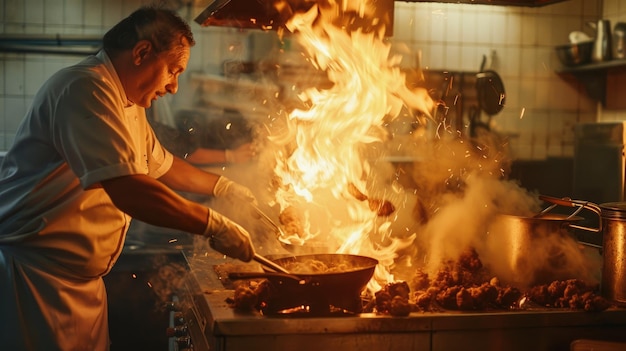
[476,55,506,117]
[470,55,506,137]
[229,253,378,314]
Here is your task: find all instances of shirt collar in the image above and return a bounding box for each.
[96,50,133,107]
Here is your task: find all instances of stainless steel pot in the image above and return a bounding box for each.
[598,202,626,306]
[484,196,601,288]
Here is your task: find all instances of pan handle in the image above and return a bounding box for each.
[253,253,291,274]
[539,195,602,233]
[228,271,305,283]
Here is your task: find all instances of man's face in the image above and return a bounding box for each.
[127,38,191,108]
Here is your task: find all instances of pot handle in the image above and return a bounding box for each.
[538,195,602,233]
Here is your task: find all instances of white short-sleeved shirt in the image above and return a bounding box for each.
[0,50,173,278]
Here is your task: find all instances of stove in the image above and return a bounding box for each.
[168,249,626,351]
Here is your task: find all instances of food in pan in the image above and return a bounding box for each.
[278,206,304,237]
[280,259,350,274]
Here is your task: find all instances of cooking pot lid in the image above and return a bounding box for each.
[600,202,626,219]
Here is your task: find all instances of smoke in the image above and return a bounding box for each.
[398,130,602,289]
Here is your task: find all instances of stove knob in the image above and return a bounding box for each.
[172,311,185,326]
[166,325,188,337]
[176,336,192,349]
[165,301,181,312]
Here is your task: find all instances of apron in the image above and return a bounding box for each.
[0,247,110,351]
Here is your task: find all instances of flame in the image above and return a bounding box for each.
[267,2,434,288]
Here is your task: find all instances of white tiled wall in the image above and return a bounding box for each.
[0,0,611,160]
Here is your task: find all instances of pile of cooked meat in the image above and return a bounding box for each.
[364,248,612,316]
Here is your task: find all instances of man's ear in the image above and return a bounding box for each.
[133,40,153,66]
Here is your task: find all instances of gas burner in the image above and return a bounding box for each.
[264,304,357,318]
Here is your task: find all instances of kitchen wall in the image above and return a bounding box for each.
[0,0,619,160]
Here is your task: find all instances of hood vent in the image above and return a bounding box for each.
[194,0,394,36]
[194,0,314,30]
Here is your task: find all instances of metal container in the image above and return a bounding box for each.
[599,202,626,306]
[592,19,612,62]
[484,196,601,288]
[613,22,626,59]
[555,41,593,66]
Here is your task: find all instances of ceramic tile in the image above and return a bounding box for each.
[537,47,555,79]
[24,0,43,25]
[429,7,447,43]
[476,11,495,45]
[490,12,507,46]
[519,47,537,78]
[549,15,571,46]
[519,14,537,47]
[82,0,103,29]
[0,96,4,131]
[394,4,414,43]
[3,0,24,23]
[445,9,461,43]
[0,60,4,95]
[459,46,479,72]
[604,0,619,17]
[4,96,26,131]
[460,10,478,44]
[43,0,63,26]
[64,0,84,26]
[412,8,431,43]
[4,58,24,95]
[24,59,45,96]
[102,0,123,27]
[424,43,445,70]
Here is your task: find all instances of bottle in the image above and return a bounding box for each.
[592,19,612,62]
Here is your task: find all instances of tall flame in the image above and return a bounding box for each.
[267,2,434,288]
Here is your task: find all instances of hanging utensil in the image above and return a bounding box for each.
[476,54,506,117]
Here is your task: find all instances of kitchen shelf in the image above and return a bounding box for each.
[556,59,626,107]
[557,59,626,73]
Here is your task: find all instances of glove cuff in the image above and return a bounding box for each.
[213,176,232,197]
[203,209,222,238]
[225,149,235,163]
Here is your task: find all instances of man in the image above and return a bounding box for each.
[0,6,256,350]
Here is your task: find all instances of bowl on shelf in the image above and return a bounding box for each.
[555,41,593,67]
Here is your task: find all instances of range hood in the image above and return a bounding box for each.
[194,0,566,36]
[193,0,307,30]
[194,0,395,35]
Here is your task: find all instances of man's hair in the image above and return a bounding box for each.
[103,6,195,56]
